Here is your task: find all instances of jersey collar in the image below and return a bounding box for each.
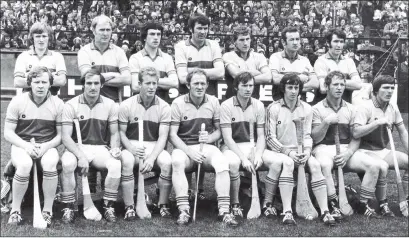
[185,39,209,50]
[325,51,345,61]
[140,47,163,61]
[372,96,389,111]
[137,94,159,109]
[279,98,301,108]
[79,94,103,109]
[235,49,253,60]
[281,50,300,60]
[28,91,51,107]
[323,98,347,112]
[29,48,52,56]
[90,41,113,53]
[184,93,208,108]
[233,96,252,111]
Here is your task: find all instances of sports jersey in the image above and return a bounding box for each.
[265,99,313,154]
[175,39,223,95]
[118,95,171,141]
[5,92,64,143]
[171,94,220,145]
[62,94,118,145]
[312,98,356,146]
[77,42,129,102]
[313,52,360,104]
[129,48,177,102]
[353,97,404,150]
[14,48,66,95]
[220,96,265,143]
[269,51,315,101]
[222,50,269,99]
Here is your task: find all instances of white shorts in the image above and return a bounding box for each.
[312,144,349,159]
[357,148,391,160]
[63,144,111,163]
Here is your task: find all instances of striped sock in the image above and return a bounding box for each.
[403,173,408,198]
[158,174,172,206]
[176,195,189,211]
[61,191,76,204]
[279,177,294,213]
[375,178,387,201]
[42,170,58,213]
[217,196,230,215]
[230,174,240,205]
[263,176,278,207]
[12,173,30,212]
[311,179,328,214]
[360,185,375,203]
[104,176,120,201]
[103,188,118,201]
[121,174,135,206]
[328,193,338,202]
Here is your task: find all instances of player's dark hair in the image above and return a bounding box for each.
[188,13,210,34]
[233,72,254,94]
[186,68,208,85]
[281,26,299,43]
[138,66,159,83]
[140,22,163,45]
[278,73,303,98]
[27,66,54,86]
[325,28,346,48]
[233,26,251,42]
[372,75,396,95]
[80,67,105,85]
[324,70,346,87]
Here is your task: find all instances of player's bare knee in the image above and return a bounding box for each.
[157,153,172,175]
[121,150,135,173]
[378,160,389,175]
[106,159,121,178]
[171,149,186,170]
[40,150,59,171]
[227,154,240,175]
[282,157,294,171]
[61,152,78,173]
[16,159,33,175]
[307,159,321,175]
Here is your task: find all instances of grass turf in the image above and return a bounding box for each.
[1,101,408,237]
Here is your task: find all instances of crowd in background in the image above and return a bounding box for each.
[0,1,408,62]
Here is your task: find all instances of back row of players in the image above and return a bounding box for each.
[5,14,408,227]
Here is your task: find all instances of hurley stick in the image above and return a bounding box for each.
[193,123,206,222]
[247,119,261,219]
[136,119,151,219]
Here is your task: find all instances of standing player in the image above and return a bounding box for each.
[222,26,272,99]
[170,69,239,226]
[311,71,385,219]
[5,66,64,226]
[268,26,319,102]
[59,68,122,223]
[353,75,408,216]
[265,73,336,225]
[77,15,130,102]
[219,72,266,218]
[129,22,178,102]
[14,22,67,96]
[313,29,363,105]
[119,67,173,220]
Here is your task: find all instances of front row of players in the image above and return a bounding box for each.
[5,66,408,227]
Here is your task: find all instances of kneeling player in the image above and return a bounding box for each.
[119,67,173,220]
[5,66,64,226]
[170,69,239,226]
[60,68,122,223]
[312,71,385,219]
[265,73,335,225]
[353,75,408,216]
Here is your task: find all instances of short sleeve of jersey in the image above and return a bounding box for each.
[222,52,237,68]
[55,97,65,126]
[219,101,232,128]
[62,102,76,126]
[129,54,140,75]
[304,103,313,148]
[77,47,91,72]
[312,105,322,125]
[353,104,370,126]
[108,102,119,125]
[211,96,221,124]
[255,52,268,71]
[171,98,182,126]
[5,96,21,124]
[347,58,359,78]
[54,52,67,74]
[174,42,187,68]
[303,58,315,76]
[164,53,177,75]
[268,54,280,73]
[116,48,130,73]
[392,104,404,127]
[348,104,358,126]
[160,103,171,126]
[314,57,327,80]
[14,52,27,77]
[210,40,223,64]
[255,100,265,127]
[118,99,131,125]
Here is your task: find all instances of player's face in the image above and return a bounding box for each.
[326,77,345,99]
[329,34,345,56]
[140,75,158,97]
[235,34,251,53]
[192,23,208,43]
[31,72,51,97]
[237,79,254,99]
[284,31,300,52]
[284,84,300,101]
[33,32,49,50]
[188,74,208,98]
[376,84,395,103]
[145,29,161,48]
[83,75,102,98]
[93,21,112,44]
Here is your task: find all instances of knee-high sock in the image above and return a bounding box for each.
[176,196,189,211]
[375,178,387,202]
[311,179,329,214]
[218,196,230,215]
[230,174,240,205]
[279,176,294,213]
[158,174,172,205]
[61,191,75,204]
[403,172,408,198]
[263,176,278,207]
[104,176,120,202]
[121,174,134,207]
[360,185,375,203]
[11,173,30,213]
[42,170,58,214]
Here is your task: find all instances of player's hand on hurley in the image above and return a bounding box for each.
[253,154,263,170]
[242,159,256,175]
[33,144,48,159]
[77,156,89,176]
[187,148,205,164]
[288,151,303,164]
[298,152,310,165]
[334,150,352,167]
[25,143,39,159]
[198,130,209,144]
[324,113,339,125]
[375,118,391,129]
[129,143,146,158]
[140,156,155,174]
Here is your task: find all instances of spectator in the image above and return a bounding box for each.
[383,15,400,37]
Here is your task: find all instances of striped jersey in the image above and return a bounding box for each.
[354,97,404,150]
[6,92,64,143]
[175,39,223,95]
[62,94,119,145]
[118,95,171,141]
[171,94,220,145]
[129,48,177,102]
[220,96,265,143]
[77,42,130,102]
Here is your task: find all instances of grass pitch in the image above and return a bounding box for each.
[0,101,408,237]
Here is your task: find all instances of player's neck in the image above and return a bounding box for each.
[83,94,99,107]
[140,93,154,107]
[144,45,158,57]
[236,95,250,108]
[326,96,342,110]
[283,97,297,110]
[32,93,47,104]
[328,50,341,60]
[284,48,297,58]
[34,47,47,57]
[238,50,250,60]
[94,41,109,53]
[191,38,205,48]
[189,93,205,106]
